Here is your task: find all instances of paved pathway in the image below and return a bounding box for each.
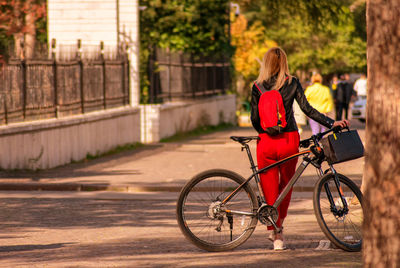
[0,120,365,193]
[0,191,362,268]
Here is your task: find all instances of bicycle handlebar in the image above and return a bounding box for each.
[299,126,346,148]
[230,126,348,149]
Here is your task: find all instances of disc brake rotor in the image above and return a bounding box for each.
[207,200,223,219]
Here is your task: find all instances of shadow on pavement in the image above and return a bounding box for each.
[0,197,362,267]
[0,144,169,181]
[0,243,73,253]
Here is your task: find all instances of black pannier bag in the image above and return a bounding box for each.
[320,129,364,164]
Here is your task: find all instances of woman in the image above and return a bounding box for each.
[250,47,348,250]
[304,73,334,135]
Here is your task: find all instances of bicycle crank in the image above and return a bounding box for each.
[257,204,279,227]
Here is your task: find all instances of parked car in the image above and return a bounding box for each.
[351,96,366,122]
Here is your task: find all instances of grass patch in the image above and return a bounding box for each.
[160,122,235,143]
[84,142,144,161]
[0,143,145,172]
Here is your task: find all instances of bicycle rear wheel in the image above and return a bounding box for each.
[176,169,258,252]
[313,173,363,252]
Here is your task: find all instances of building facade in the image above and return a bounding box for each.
[47,0,140,106]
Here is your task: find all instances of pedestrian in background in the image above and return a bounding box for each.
[354,73,367,97]
[335,74,346,120]
[329,75,339,119]
[330,75,343,120]
[293,100,306,134]
[304,73,334,135]
[330,75,339,101]
[340,73,355,120]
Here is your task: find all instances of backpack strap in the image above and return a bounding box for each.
[254,76,289,94]
[254,82,268,94]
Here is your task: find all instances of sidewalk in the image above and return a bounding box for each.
[0,121,365,193]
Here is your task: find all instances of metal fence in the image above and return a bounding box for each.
[148,48,230,103]
[0,50,129,125]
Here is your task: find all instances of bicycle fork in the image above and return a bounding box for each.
[324,166,349,216]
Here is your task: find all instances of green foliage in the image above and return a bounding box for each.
[0,0,47,61]
[230,14,277,103]
[139,0,233,103]
[35,11,47,44]
[140,0,231,56]
[271,6,366,75]
[84,143,144,161]
[239,0,351,30]
[237,0,366,76]
[231,15,277,80]
[0,29,12,63]
[139,47,151,104]
[160,122,234,143]
[352,1,366,42]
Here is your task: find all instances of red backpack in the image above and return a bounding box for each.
[254,82,287,136]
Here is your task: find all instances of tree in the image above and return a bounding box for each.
[0,0,46,60]
[236,0,366,78]
[139,0,231,55]
[363,0,400,266]
[139,0,232,103]
[230,14,276,104]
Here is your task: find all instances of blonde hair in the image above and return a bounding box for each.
[311,73,322,84]
[256,47,292,90]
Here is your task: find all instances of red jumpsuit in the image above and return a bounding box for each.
[257,131,300,230]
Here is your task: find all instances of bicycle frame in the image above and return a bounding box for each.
[221,140,348,219]
[221,143,312,208]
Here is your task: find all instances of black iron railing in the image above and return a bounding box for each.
[148,48,230,103]
[0,51,129,125]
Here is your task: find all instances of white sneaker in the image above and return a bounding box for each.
[273,239,286,250]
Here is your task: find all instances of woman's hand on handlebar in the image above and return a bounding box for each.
[300,119,350,148]
[332,120,350,129]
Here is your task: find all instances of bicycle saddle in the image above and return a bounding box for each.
[230,136,259,144]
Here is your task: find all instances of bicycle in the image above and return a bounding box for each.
[176,127,364,252]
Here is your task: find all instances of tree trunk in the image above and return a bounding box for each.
[13,33,24,59]
[363,0,400,267]
[12,3,24,59]
[24,11,36,59]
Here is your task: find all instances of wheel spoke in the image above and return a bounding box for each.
[177,170,258,251]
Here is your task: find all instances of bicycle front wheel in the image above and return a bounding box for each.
[176,169,258,252]
[313,173,363,252]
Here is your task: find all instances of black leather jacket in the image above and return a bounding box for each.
[251,76,335,134]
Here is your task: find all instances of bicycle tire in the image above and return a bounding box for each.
[176,169,258,252]
[313,173,364,252]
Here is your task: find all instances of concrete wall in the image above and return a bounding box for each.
[140,95,236,143]
[0,107,140,170]
[0,95,235,169]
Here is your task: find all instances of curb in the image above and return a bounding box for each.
[0,183,315,193]
[0,183,183,192]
